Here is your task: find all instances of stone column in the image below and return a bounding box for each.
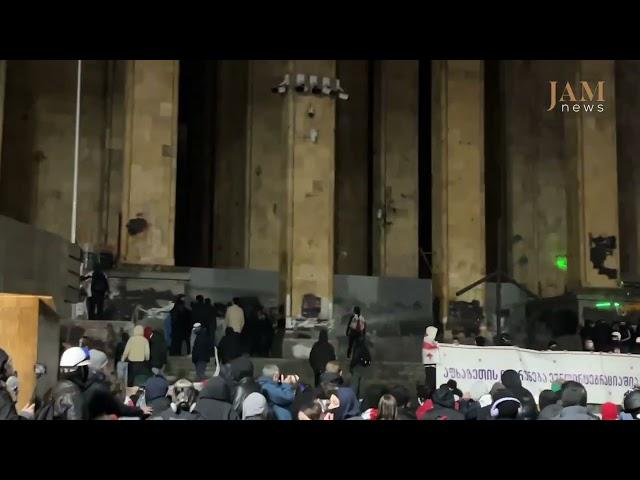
[505,60,568,297]
[372,60,419,278]
[245,60,287,271]
[565,60,620,288]
[431,60,486,331]
[280,60,336,322]
[120,60,179,266]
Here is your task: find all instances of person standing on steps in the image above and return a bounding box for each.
[346,306,366,358]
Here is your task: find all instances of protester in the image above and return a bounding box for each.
[349,336,371,399]
[320,370,360,420]
[422,385,465,420]
[592,320,612,352]
[389,385,416,420]
[191,295,207,333]
[204,298,217,339]
[225,297,245,334]
[258,364,296,420]
[194,376,238,420]
[146,327,167,374]
[84,349,151,420]
[170,295,191,356]
[144,374,171,413]
[121,325,150,387]
[152,378,202,420]
[84,265,110,320]
[538,390,559,412]
[242,392,268,420]
[600,402,619,420]
[48,347,92,420]
[309,329,336,386]
[191,323,212,381]
[500,369,537,419]
[621,388,640,420]
[346,306,366,358]
[415,384,434,420]
[228,356,261,418]
[460,382,489,420]
[0,349,34,420]
[477,382,507,420]
[377,394,398,420]
[217,327,243,365]
[488,389,522,420]
[552,381,598,420]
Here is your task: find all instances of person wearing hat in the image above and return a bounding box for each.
[488,389,522,420]
[242,392,268,420]
[422,385,465,420]
[191,322,213,381]
[501,369,538,419]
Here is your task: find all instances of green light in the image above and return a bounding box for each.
[555,255,568,271]
[595,302,612,309]
[614,302,621,308]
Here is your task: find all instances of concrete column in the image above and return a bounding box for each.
[212,61,248,268]
[505,61,567,297]
[565,60,620,289]
[335,60,370,275]
[0,60,5,175]
[121,60,179,266]
[280,60,336,322]
[372,60,419,278]
[616,61,640,277]
[431,60,486,329]
[245,60,287,271]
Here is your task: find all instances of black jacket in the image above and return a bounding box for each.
[149,332,168,369]
[309,340,336,374]
[229,357,261,418]
[217,331,243,365]
[0,388,23,420]
[51,378,87,420]
[422,387,465,420]
[194,377,238,420]
[84,371,144,419]
[192,329,213,364]
[500,370,538,420]
[397,406,417,420]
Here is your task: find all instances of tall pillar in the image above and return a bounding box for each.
[280,60,336,322]
[372,60,419,278]
[565,60,620,288]
[245,60,287,271]
[432,60,486,330]
[0,60,5,175]
[212,61,248,268]
[121,60,179,266]
[335,60,370,275]
[505,61,567,297]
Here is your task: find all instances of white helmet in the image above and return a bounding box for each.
[60,346,91,370]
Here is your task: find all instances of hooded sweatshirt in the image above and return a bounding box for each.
[144,375,171,413]
[243,392,268,420]
[194,377,238,420]
[229,357,261,418]
[500,370,537,419]
[122,325,150,363]
[422,387,465,420]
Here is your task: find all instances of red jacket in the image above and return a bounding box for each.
[416,399,434,420]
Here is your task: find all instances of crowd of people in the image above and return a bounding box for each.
[2,339,640,420]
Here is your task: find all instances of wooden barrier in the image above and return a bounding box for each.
[0,294,60,410]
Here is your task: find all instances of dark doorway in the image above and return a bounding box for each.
[175,60,217,267]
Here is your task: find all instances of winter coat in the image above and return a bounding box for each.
[121,326,150,363]
[422,387,465,420]
[309,339,336,374]
[335,386,361,420]
[258,377,295,420]
[225,304,245,334]
[552,405,599,420]
[0,387,24,420]
[50,378,87,420]
[194,377,238,420]
[192,328,213,364]
[144,375,171,413]
[397,406,417,421]
[537,403,563,420]
[84,371,144,419]
[243,392,268,420]
[229,357,261,418]
[500,370,538,420]
[217,330,243,365]
[148,331,167,369]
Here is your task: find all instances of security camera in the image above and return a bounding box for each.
[310,75,322,95]
[271,74,290,95]
[334,79,349,100]
[294,73,308,94]
[321,77,332,96]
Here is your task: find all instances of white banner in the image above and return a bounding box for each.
[435,344,640,405]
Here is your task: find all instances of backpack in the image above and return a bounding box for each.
[91,271,109,292]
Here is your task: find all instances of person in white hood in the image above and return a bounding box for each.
[422,326,439,392]
[121,325,150,387]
